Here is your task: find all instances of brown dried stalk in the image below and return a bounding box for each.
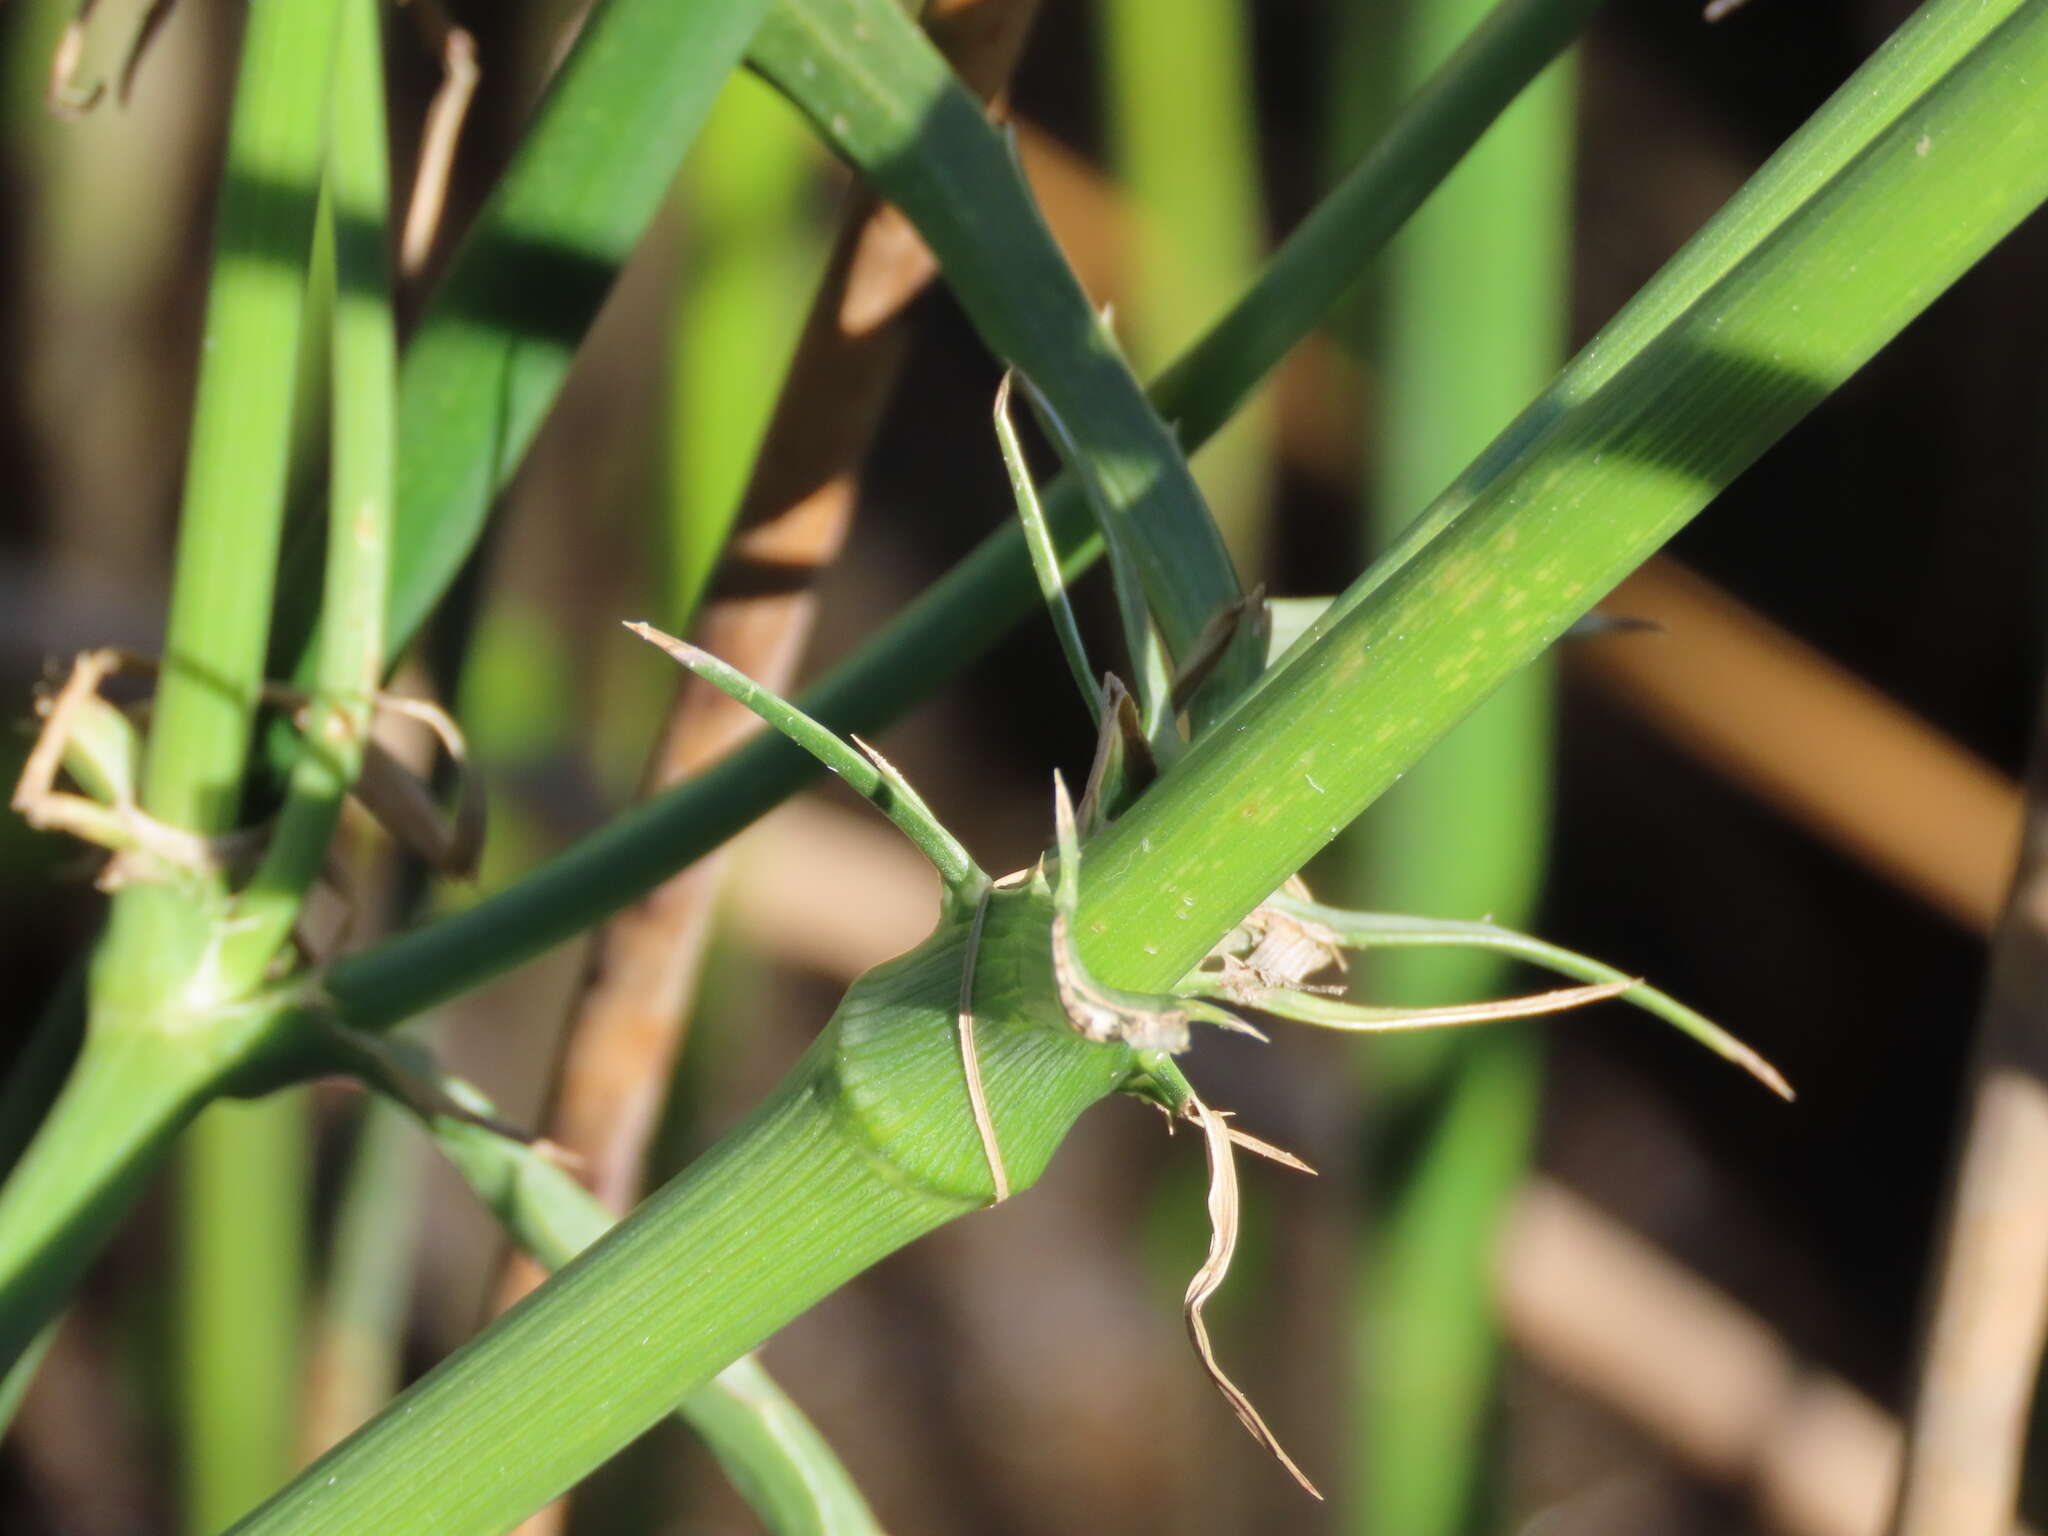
[396,0,480,279]
[1887,686,2048,1536]
[1584,558,2020,934]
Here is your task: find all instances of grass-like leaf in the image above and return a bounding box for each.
[1270,897,1793,1097]
[752,0,1262,722]
[273,0,778,679]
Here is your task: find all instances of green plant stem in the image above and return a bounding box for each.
[90,0,343,1021]
[226,0,396,979]
[180,1094,311,1534]
[182,6,394,1519]
[625,622,983,892]
[0,1031,217,1373]
[1079,0,2048,993]
[133,1,340,839]
[302,1098,423,1457]
[272,0,779,679]
[424,1099,883,1534]
[1339,0,1573,1525]
[322,0,1602,1036]
[1360,1041,1537,1528]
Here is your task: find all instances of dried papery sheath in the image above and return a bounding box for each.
[1048,775,1262,1052]
[1183,1091,1320,1498]
[955,887,1009,1203]
[1200,978,1636,1031]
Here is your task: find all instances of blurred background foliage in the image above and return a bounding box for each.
[2,0,2046,1532]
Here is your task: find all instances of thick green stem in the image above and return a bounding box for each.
[1080,1,2048,993]
[0,1032,215,1371]
[425,1096,882,1533]
[235,894,1126,1535]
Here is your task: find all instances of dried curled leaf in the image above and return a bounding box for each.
[1183,1092,1321,1499]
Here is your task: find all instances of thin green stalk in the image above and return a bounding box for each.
[129,1,337,838]
[666,71,823,629]
[302,1098,423,1457]
[424,1097,884,1535]
[1098,0,1271,574]
[179,1094,311,1533]
[272,0,779,678]
[225,0,396,978]
[1271,899,1781,1082]
[182,4,395,1522]
[1361,1042,1536,1527]
[94,0,342,1009]
[624,622,984,893]
[1338,0,1574,1526]
[997,373,1103,722]
[323,0,1603,1035]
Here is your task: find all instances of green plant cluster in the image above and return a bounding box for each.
[0,0,2043,1531]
